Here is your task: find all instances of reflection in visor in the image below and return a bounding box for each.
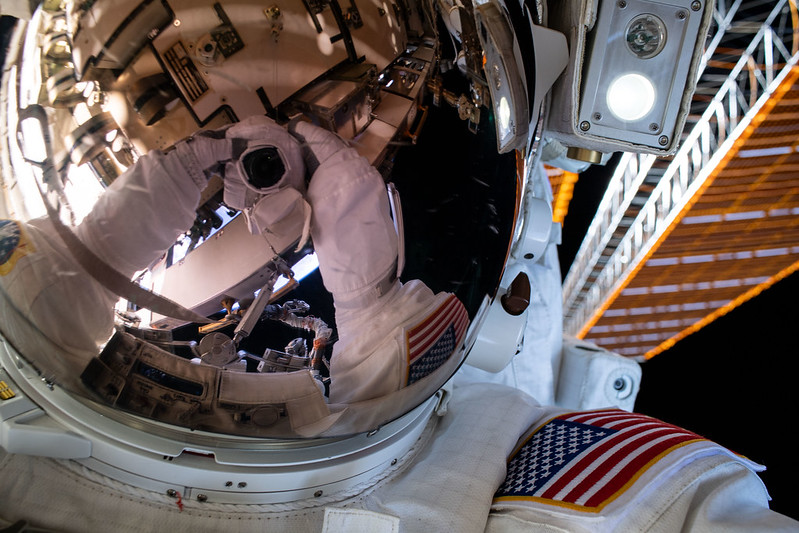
[0,0,520,440]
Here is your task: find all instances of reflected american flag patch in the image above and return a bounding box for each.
[495,409,706,512]
[406,294,468,385]
[0,220,34,276]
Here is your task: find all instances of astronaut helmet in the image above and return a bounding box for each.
[0,0,559,504]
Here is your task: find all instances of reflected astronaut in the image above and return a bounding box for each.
[1,0,798,531]
[2,114,468,438]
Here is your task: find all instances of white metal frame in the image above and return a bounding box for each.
[563,0,799,337]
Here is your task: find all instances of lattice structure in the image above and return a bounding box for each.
[563,0,799,359]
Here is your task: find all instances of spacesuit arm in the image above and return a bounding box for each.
[657,460,799,532]
[75,137,234,278]
[0,135,234,387]
[486,459,799,532]
[291,122,470,405]
[485,411,799,533]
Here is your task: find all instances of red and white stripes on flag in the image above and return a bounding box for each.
[405,294,469,385]
[495,408,707,512]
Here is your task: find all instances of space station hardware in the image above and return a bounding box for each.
[545,0,713,158]
[555,336,642,412]
[0,0,708,509]
[285,62,379,141]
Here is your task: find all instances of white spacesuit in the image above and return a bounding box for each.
[1,0,797,530]
[1,117,797,532]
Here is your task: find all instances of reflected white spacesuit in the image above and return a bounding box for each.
[1,117,797,532]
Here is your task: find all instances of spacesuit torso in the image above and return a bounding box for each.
[0,380,793,532]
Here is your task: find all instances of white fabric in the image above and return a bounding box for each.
[327,280,443,403]
[75,149,205,278]
[299,122,453,404]
[456,242,563,404]
[2,383,796,532]
[322,507,399,533]
[304,132,398,311]
[0,148,205,388]
[0,383,544,533]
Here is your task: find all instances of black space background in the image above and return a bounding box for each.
[560,161,799,521]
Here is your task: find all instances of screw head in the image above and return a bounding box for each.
[691,0,701,11]
[677,10,687,20]
[649,123,659,132]
[618,0,627,8]
[658,135,669,146]
[593,112,602,121]
[580,121,591,132]
[197,494,208,502]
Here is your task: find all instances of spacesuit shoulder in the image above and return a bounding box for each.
[488,408,793,532]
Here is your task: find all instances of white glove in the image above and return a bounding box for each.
[288,119,350,175]
[172,125,241,189]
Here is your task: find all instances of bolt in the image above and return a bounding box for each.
[391,458,398,466]
[238,482,247,488]
[580,121,591,132]
[225,481,233,487]
[691,0,701,11]
[166,489,178,498]
[197,494,208,502]
[613,378,626,391]
[314,490,324,498]
[658,135,669,146]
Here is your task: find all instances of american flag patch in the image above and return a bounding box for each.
[495,409,706,512]
[406,294,468,385]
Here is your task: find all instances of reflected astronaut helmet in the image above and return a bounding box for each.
[0,0,547,501]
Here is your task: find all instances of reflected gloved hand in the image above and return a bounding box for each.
[288,119,350,176]
[172,124,242,189]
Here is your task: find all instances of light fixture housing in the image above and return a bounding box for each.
[473,0,529,153]
[544,0,713,155]
[473,0,569,154]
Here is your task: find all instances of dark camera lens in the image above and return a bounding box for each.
[242,146,286,190]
